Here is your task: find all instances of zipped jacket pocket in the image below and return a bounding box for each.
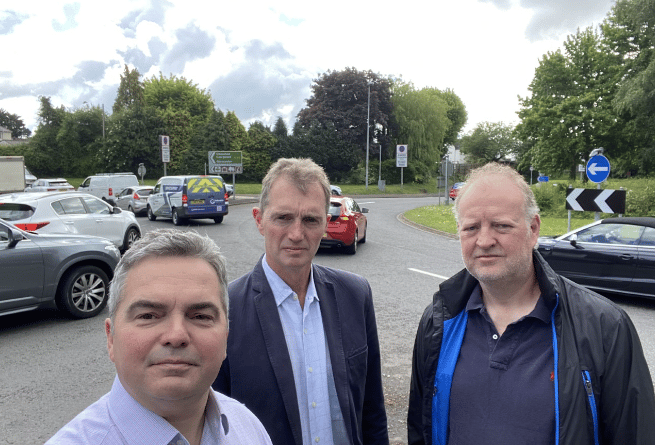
[582,370,600,445]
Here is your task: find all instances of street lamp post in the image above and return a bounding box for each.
[365,81,371,190]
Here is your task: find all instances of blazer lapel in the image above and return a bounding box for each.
[314,265,354,442]
[251,261,304,445]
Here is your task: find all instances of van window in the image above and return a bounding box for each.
[80,178,90,188]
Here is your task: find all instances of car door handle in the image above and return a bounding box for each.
[620,254,634,260]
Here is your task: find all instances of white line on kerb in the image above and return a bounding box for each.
[408,268,449,280]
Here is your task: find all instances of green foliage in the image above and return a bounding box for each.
[99,105,165,178]
[144,74,214,129]
[391,81,450,166]
[296,68,394,159]
[26,97,68,176]
[241,121,276,182]
[113,65,145,114]
[0,108,31,138]
[289,120,360,182]
[459,121,521,164]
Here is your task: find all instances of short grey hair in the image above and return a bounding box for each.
[108,229,228,324]
[453,162,540,226]
[259,158,331,215]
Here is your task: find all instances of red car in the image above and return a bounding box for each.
[320,196,368,254]
[449,182,465,200]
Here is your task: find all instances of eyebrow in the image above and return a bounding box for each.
[125,300,221,317]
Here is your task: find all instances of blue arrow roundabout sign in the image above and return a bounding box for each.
[586,155,610,183]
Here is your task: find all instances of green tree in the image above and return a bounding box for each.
[26,97,68,176]
[144,74,214,129]
[516,27,625,178]
[296,68,393,160]
[242,121,275,181]
[143,74,216,174]
[391,81,463,174]
[56,105,104,176]
[0,109,31,138]
[190,109,230,174]
[290,120,360,182]
[112,65,145,114]
[99,104,165,177]
[459,122,521,164]
[225,111,248,152]
[604,0,655,173]
[271,116,292,160]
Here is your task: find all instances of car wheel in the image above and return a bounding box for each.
[122,227,140,252]
[128,205,134,213]
[345,231,358,255]
[147,206,156,221]
[172,208,182,225]
[360,226,367,243]
[56,265,109,319]
[213,215,223,224]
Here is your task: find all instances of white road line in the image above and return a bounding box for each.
[408,268,449,280]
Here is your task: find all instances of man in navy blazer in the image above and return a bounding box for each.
[212,158,388,445]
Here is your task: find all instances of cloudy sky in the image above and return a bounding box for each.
[1,0,614,135]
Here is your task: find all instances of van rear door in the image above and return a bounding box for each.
[184,176,227,216]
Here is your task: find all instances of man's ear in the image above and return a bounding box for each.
[105,318,115,363]
[253,207,265,235]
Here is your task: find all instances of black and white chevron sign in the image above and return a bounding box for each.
[565,188,626,213]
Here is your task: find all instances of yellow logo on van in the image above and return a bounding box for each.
[187,177,224,193]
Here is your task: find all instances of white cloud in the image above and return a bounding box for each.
[0,0,613,134]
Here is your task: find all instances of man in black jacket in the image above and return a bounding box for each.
[408,162,655,445]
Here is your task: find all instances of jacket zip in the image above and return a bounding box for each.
[582,370,600,445]
[551,294,560,445]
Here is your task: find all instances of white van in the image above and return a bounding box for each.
[78,173,139,206]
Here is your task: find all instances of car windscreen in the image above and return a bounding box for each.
[0,203,35,221]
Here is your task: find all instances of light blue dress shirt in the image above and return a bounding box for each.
[262,255,346,444]
[45,376,272,444]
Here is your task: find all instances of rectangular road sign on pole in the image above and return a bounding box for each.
[209,151,243,174]
[396,145,408,168]
[565,188,626,214]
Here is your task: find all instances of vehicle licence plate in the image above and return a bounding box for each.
[190,199,204,205]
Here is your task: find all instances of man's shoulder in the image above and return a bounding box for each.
[45,393,115,444]
[212,391,272,443]
[312,263,368,286]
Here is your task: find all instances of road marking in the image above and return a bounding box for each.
[409,268,449,280]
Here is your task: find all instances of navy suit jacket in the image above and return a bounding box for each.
[212,257,388,445]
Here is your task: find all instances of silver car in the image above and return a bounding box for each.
[115,186,154,216]
[0,191,141,253]
[24,178,75,193]
[0,219,120,319]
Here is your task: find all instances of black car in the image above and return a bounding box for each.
[537,217,655,299]
[0,219,121,319]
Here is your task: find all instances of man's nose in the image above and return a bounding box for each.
[162,315,190,347]
[288,219,304,240]
[476,225,496,248]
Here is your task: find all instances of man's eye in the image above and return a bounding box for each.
[136,313,157,320]
[192,314,214,321]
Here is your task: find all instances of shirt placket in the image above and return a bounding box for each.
[303,297,332,444]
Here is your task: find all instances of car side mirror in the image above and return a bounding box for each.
[112,206,122,214]
[569,233,578,247]
[7,227,22,248]
[361,207,369,213]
